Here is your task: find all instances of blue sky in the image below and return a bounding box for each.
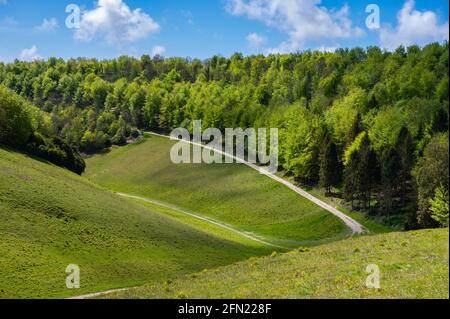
[0,0,448,62]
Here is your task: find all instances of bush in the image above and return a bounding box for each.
[80,130,111,154]
[111,132,127,146]
[130,128,141,139]
[27,132,86,175]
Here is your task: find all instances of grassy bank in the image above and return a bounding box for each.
[108,228,449,299]
[0,146,273,298]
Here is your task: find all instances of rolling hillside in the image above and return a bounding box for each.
[85,135,352,246]
[108,228,449,299]
[0,146,274,298]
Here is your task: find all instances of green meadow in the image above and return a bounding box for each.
[1,135,447,299]
[0,146,274,298]
[85,135,350,246]
[0,40,448,300]
[108,228,449,299]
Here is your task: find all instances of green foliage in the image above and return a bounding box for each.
[415,134,450,228]
[89,76,111,109]
[395,127,415,206]
[344,132,366,167]
[380,148,400,216]
[27,132,86,175]
[343,133,380,210]
[80,130,111,154]
[281,105,322,182]
[111,115,129,146]
[0,86,85,174]
[429,186,449,227]
[0,85,35,145]
[0,43,448,228]
[436,77,449,102]
[325,88,366,146]
[319,132,341,192]
[1,44,449,298]
[368,107,406,152]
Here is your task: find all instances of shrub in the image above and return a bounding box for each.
[27,132,86,175]
[80,130,111,154]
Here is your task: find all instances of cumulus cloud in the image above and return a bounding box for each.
[151,45,166,56]
[36,18,59,32]
[246,32,266,48]
[19,45,42,61]
[226,0,364,53]
[74,0,160,45]
[379,0,449,50]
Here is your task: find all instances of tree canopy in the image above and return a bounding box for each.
[0,42,448,227]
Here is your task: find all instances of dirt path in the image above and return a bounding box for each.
[117,192,288,249]
[70,191,288,300]
[68,288,130,300]
[70,132,364,299]
[148,132,365,234]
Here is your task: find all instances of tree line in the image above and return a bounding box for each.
[0,43,448,228]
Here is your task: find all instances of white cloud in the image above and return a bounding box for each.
[379,0,449,50]
[316,46,339,53]
[151,45,166,56]
[36,18,59,32]
[19,45,42,61]
[74,0,160,45]
[226,0,364,53]
[246,32,266,48]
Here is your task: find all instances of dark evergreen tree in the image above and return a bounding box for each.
[319,135,341,194]
[395,127,414,206]
[381,148,400,218]
[357,134,380,210]
[346,113,362,148]
[343,151,360,210]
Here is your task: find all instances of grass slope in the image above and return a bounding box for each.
[0,146,273,299]
[85,135,349,245]
[109,229,449,299]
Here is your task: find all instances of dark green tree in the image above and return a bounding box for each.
[319,132,341,194]
[343,151,360,210]
[395,127,414,206]
[380,148,400,218]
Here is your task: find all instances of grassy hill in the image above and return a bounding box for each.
[85,135,352,246]
[1,141,447,299]
[0,146,275,298]
[108,228,449,299]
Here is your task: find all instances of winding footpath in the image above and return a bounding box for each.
[148,132,364,234]
[117,192,288,249]
[70,132,364,299]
